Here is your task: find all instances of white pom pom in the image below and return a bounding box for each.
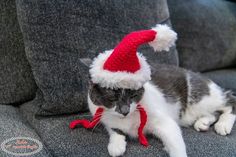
[149,24,177,52]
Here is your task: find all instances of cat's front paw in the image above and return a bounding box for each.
[214,114,235,136]
[194,117,211,132]
[108,134,127,157]
[214,122,231,136]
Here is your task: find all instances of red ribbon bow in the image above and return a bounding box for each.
[69,104,148,147]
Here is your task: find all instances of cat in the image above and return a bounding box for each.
[83,58,236,157]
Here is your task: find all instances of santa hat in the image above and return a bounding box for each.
[89,24,177,89]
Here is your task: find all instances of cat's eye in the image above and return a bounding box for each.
[107,97,118,102]
[131,94,138,99]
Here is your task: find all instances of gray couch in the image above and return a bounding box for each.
[0,0,236,157]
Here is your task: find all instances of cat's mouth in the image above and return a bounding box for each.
[114,112,127,118]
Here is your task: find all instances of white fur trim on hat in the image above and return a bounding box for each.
[89,50,151,89]
[149,24,177,52]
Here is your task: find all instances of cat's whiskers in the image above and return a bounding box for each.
[91,119,105,133]
[91,112,111,132]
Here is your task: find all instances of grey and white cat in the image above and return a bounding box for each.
[86,61,236,157]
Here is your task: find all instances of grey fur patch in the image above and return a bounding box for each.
[88,83,115,108]
[151,64,188,107]
[151,64,210,116]
[188,72,210,105]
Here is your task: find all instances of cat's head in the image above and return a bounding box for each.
[80,57,145,117]
[89,82,144,117]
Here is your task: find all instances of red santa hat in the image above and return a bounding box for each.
[89,24,177,89]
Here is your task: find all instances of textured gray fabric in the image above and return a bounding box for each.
[16,0,178,115]
[168,0,236,72]
[20,101,236,157]
[203,69,236,93]
[0,105,52,157]
[0,0,37,104]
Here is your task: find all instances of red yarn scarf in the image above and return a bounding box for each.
[69,104,148,147]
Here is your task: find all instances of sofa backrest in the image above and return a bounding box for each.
[0,0,37,105]
[168,0,236,72]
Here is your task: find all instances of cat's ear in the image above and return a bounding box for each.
[79,58,93,68]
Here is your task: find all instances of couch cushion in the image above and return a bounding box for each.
[168,0,236,72]
[16,0,178,115]
[203,69,236,93]
[0,105,52,157]
[0,0,36,104]
[20,101,236,157]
